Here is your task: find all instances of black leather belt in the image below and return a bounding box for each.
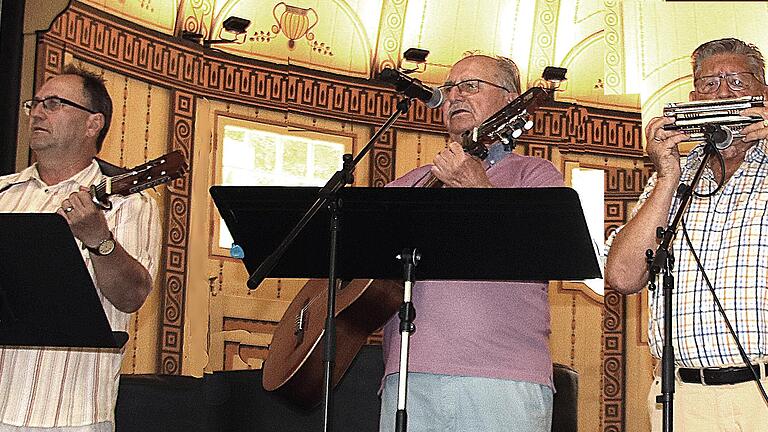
[678,363,767,385]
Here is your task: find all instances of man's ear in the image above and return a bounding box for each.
[85,113,105,139]
[688,90,697,102]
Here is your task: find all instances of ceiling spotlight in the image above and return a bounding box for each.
[403,48,429,64]
[202,16,252,47]
[222,16,251,35]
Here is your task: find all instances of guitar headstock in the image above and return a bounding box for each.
[460,87,553,158]
[105,150,188,198]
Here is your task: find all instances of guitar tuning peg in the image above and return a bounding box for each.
[523,119,534,130]
[495,132,510,145]
[511,129,523,139]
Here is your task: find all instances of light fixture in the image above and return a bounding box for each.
[181,16,252,48]
[204,16,251,47]
[221,16,251,35]
[399,47,430,74]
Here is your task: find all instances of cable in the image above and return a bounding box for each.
[693,147,726,198]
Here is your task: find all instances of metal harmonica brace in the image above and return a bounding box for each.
[662,95,764,142]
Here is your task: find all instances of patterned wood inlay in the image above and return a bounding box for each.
[603,289,626,432]
[369,129,396,187]
[160,90,194,375]
[601,164,651,432]
[525,103,643,156]
[374,0,408,73]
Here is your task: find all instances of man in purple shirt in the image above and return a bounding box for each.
[378,55,563,432]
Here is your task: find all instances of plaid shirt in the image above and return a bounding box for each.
[619,140,768,368]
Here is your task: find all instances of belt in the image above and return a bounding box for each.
[678,363,767,385]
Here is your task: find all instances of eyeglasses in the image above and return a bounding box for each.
[693,72,763,94]
[22,96,99,116]
[437,79,511,95]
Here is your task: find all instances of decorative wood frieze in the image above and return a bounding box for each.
[44,3,447,133]
[369,129,396,187]
[602,289,626,432]
[601,164,651,432]
[159,90,195,375]
[523,102,643,156]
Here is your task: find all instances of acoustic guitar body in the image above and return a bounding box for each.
[262,278,402,408]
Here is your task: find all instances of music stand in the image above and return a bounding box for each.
[210,186,601,281]
[0,213,127,348]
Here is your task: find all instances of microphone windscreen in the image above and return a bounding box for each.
[426,87,444,109]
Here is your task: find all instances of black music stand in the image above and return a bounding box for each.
[211,185,601,430]
[210,186,601,281]
[0,213,127,348]
[211,186,601,430]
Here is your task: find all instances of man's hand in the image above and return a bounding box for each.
[739,105,768,143]
[645,117,688,183]
[431,142,492,187]
[56,186,112,248]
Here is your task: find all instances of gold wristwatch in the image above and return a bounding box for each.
[86,232,116,256]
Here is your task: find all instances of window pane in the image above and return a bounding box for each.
[217,119,349,250]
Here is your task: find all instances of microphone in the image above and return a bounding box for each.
[379,68,444,108]
[702,124,734,150]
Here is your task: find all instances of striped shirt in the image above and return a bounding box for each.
[0,161,161,428]
[619,140,768,368]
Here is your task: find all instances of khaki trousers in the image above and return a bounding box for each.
[648,371,768,431]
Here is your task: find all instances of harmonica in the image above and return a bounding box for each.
[662,95,764,142]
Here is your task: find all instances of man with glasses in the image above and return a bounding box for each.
[605,38,768,430]
[0,65,161,431]
[378,54,563,432]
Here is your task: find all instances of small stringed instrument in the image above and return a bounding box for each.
[90,150,188,209]
[261,85,557,408]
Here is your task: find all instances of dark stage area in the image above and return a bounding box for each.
[116,345,383,432]
[115,345,578,431]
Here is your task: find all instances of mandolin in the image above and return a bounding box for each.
[261,84,556,408]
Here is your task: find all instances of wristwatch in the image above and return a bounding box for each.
[86,233,116,256]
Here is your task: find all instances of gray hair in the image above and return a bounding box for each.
[460,53,522,95]
[691,38,766,83]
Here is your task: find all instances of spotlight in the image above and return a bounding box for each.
[203,16,252,47]
[222,16,251,35]
[403,48,429,64]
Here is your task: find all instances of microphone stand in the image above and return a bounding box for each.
[646,124,726,432]
[246,98,413,432]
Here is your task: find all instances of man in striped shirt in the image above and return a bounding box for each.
[0,65,161,431]
[606,38,768,431]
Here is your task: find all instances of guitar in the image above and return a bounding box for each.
[90,150,188,209]
[262,278,403,407]
[261,85,556,408]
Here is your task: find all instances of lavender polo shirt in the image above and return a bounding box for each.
[382,148,564,389]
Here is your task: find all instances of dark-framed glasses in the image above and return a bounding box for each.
[438,79,510,95]
[693,72,763,94]
[22,96,99,116]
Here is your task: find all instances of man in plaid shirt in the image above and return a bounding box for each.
[606,38,768,431]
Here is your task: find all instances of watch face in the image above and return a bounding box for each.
[98,239,116,255]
